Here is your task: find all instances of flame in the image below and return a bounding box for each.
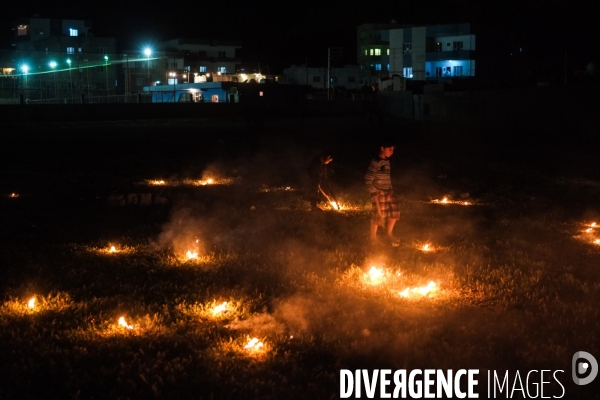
[109,246,117,253]
[186,250,198,259]
[399,281,437,298]
[422,244,431,251]
[244,337,264,350]
[366,266,384,283]
[207,178,214,184]
[592,222,597,228]
[10,193,19,198]
[586,228,593,233]
[212,301,228,315]
[118,316,133,330]
[151,180,166,185]
[594,239,600,245]
[330,201,339,210]
[441,197,448,204]
[28,297,35,309]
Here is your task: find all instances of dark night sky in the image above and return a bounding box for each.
[2,0,599,76]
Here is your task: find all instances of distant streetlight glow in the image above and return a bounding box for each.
[144,48,152,85]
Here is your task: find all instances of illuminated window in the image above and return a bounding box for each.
[364,49,368,55]
[218,66,226,73]
[403,67,413,78]
[387,49,389,55]
[69,29,78,37]
[387,64,390,70]
[369,49,374,56]
[374,48,381,56]
[436,42,442,51]
[17,25,28,36]
[67,47,74,54]
[199,66,206,72]
[375,64,381,71]
[78,47,83,53]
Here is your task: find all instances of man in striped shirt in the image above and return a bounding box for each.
[365,138,400,245]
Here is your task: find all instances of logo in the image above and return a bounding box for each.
[572,351,598,385]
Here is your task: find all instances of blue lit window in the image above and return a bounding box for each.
[67,47,74,54]
[219,67,226,73]
[69,29,78,37]
[199,66,207,72]
[375,64,381,71]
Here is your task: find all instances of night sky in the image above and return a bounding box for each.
[2,0,599,77]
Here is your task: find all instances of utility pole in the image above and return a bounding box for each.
[327,47,343,101]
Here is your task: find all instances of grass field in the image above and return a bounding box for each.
[1,115,599,399]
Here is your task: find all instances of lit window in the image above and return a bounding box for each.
[67,47,74,54]
[69,29,78,37]
[199,66,206,72]
[387,49,389,55]
[375,64,381,71]
[403,67,413,78]
[369,49,374,56]
[17,25,28,36]
[364,49,368,55]
[219,67,226,73]
[374,48,381,56]
[78,48,83,53]
[387,64,390,70]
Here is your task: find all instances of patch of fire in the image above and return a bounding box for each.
[398,281,438,298]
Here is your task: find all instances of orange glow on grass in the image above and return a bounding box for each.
[27,297,35,309]
[150,180,166,185]
[399,281,438,298]
[109,246,117,253]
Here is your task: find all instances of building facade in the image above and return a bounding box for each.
[3,17,119,101]
[389,23,475,80]
[357,23,399,86]
[283,64,361,90]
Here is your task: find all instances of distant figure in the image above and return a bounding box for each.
[365,137,400,245]
[307,150,333,211]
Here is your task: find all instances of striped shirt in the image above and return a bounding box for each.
[365,157,392,197]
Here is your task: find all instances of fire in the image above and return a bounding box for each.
[118,316,133,330]
[591,222,597,228]
[422,244,431,252]
[10,193,19,198]
[109,246,117,253]
[330,201,340,210]
[186,250,198,259]
[212,301,228,315]
[399,281,437,298]
[28,297,35,309]
[594,239,600,245]
[442,197,448,204]
[586,228,593,233]
[244,337,264,350]
[365,266,384,283]
[151,180,166,185]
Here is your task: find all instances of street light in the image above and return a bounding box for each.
[21,64,29,97]
[144,48,152,85]
[104,55,109,97]
[49,61,57,99]
[66,59,73,100]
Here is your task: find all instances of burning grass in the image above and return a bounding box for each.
[2,118,600,399]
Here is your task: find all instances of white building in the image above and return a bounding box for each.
[389,23,475,80]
